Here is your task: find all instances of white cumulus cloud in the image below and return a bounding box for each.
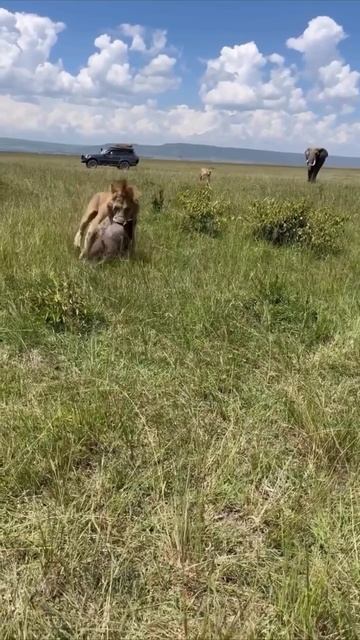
[2,92,360,155]
[200,41,306,113]
[0,9,179,101]
[287,16,360,105]
[318,60,360,100]
[119,23,167,55]
[287,16,346,69]
[0,9,360,154]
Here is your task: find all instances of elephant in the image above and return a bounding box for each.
[305,147,328,183]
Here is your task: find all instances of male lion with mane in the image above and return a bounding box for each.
[74,180,140,260]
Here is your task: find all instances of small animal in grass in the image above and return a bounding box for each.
[151,187,164,214]
[86,212,135,261]
[199,167,212,185]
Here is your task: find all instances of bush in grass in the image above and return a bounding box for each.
[22,273,103,334]
[151,187,165,215]
[304,206,347,255]
[250,197,346,254]
[177,185,230,237]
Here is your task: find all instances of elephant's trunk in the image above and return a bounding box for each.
[306,148,318,166]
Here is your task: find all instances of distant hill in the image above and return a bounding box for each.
[1,136,360,168]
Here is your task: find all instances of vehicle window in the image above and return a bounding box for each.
[99,148,134,156]
[112,148,134,156]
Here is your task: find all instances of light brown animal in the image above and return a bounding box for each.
[86,202,137,261]
[199,167,212,185]
[74,180,139,259]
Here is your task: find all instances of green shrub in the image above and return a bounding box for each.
[151,187,165,214]
[304,206,347,255]
[177,185,230,237]
[250,197,346,254]
[22,274,103,334]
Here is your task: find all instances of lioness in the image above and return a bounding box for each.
[199,167,212,184]
[74,180,139,259]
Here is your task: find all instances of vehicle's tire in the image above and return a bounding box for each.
[86,159,98,168]
[118,161,130,170]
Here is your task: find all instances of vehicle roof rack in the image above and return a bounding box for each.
[105,143,134,149]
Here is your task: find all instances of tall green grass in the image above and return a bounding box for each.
[0,154,359,639]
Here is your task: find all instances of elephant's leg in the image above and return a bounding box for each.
[311,168,319,182]
[312,156,326,182]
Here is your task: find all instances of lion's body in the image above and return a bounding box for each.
[74,181,139,259]
[199,167,212,184]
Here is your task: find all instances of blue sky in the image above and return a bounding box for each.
[1,1,360,153]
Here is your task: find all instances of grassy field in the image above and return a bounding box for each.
[0,154,359,639]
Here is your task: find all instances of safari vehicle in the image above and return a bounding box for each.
[80,144,140,170]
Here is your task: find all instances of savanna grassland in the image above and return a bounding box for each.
[0,154,360,639]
